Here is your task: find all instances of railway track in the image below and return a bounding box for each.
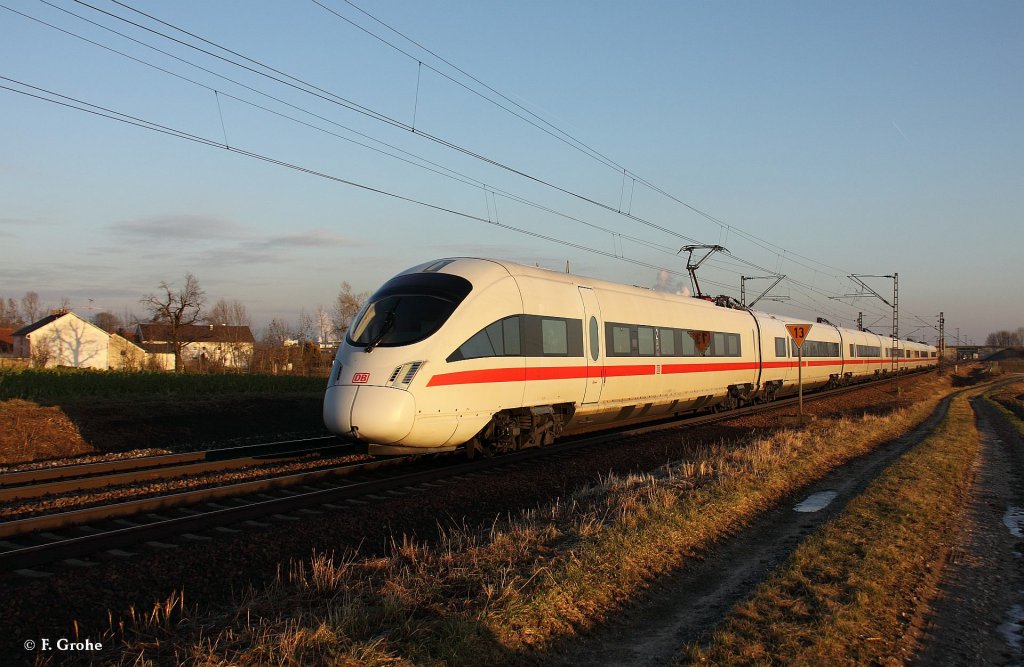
[0,436,352,502]
[0,372,929,574]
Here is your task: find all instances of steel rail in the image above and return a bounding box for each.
[0,455,404,540]
[0,436,348,502]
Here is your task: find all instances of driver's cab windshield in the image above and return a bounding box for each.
[348,272,472,349]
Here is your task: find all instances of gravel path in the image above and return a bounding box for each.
[913,395,1024,665]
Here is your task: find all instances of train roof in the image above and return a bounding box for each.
[410,258,935,349]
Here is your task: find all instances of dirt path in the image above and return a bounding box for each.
[913,397,1024,665]
[556,393,959,666]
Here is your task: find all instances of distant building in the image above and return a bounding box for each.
[108,332,147,370]
[11,310,110,369]
[136,323,255,370]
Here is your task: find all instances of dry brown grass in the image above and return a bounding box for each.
[683,390,982,665]
[0,399,95,464]
[989,381,1024,423]
[109,380,955,665]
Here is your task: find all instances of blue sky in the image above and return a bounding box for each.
[1,0,1021,345]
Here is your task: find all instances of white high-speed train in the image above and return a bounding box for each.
[323,258,937,455]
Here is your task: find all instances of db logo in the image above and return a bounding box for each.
[351,372,370,384]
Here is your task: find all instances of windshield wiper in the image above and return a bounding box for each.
[364,304,398,353]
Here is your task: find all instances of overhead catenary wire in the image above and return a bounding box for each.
[12,2,936,332]
[71,2,885,298]
[0,73,904,333]
[313,0,876,284]
[303,0,934,330]
[66,0,695,243]
[4,2,687,261]
[0,75,694,281]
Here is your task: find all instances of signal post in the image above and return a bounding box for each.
[786,323,812,418]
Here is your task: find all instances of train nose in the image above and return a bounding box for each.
[323,385,415,444]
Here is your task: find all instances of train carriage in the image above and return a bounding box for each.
[324,258,937,456]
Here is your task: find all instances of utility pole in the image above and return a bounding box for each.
[832,274,899,371]
[893,272,899,373]
[857,312,863,331]
[938,312,945,363]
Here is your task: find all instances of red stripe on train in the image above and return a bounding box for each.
[425,358,934,387]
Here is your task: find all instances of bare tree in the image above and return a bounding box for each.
[256,318,292,374]
[263,318,291,347]
[21,291,41,323]
[985,330,1023,347]
[0,297,24,328]
[314,305,332,345]
[92,311,123,333]
[29,334,54,368]
[332,282,368,340]
[206,298,251,327]
[296,308,315,343]
[140,273,206,372]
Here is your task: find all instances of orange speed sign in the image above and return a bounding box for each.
[785,323,813,347]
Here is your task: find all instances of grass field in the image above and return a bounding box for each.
[0,368,326,401]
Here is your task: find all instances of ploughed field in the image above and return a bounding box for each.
[2,365,1021,665]
[0,369,330,467]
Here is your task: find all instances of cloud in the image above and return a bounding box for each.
[194,246,278,266]
[262,229,363,248]
[109,214,244,241]
[0,216,49,234]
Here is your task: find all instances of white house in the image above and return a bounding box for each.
[12,310,110,369]
[136,323,255,370]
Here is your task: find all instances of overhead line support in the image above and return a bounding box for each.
[740,274,786,308]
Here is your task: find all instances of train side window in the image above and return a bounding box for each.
[637,327,655,356]
[447,316,521,362]
[589,317,599,361]
[775,337,788,357]
[658,328,675,356]
[503,317,521,355]
[711,332,725,356]
[723,333,740,356]
[451,326,498,360]
[609,325,631,356]
[518,316,582,357]
[680,332,697,356]
[850,344,856,357]
[541,319,567,354]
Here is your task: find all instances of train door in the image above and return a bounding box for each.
[578,286,604,405]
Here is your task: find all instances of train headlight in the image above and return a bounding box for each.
[387,361,425,388]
